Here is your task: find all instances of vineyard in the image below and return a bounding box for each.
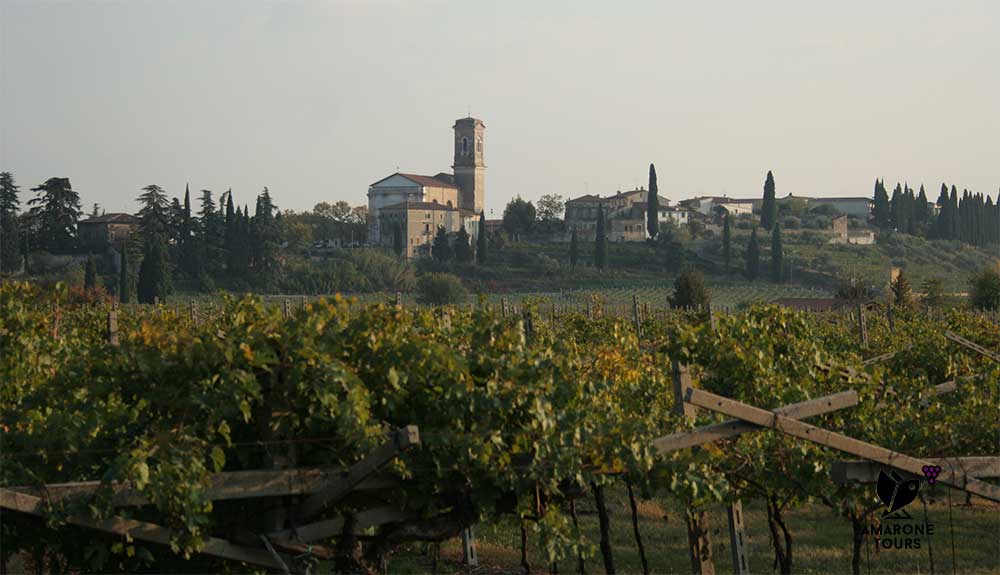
[1,281,998,574]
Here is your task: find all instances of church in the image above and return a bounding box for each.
[368,117,485,258]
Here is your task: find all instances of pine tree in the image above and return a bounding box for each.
[476,211,488,264]
[669,270,711,309]
[119,241,130,303]
[136,184,170,244]
[770,223,783,283]
[761,171,777,231]
[722,213,732,275]
[27,177,81,254]
[746,227,760,281]
[594,207,607,270]
[84,255,97,290]
[454,225,473,263]
[0,172,20,272]
[647,164,659,239]
[569,228,578,268]
[137,239,170,304]
[432,226,452,262]
[890,269,913,308]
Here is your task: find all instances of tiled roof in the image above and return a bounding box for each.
[79,213,138,224]
[370,172,458,189]
[382,201,458,212]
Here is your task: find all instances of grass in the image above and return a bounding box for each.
[385,488,1000,574]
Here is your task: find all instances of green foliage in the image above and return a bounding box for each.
[137,240,170,304]
[969,266,1000,310]
[889,268,913,308]
[722,214,731,274]
[119,243,131,303]
[476,211,488,264]
[454,226,473,263]
[761,171,777,231]
[770,223,783,283]
[647,164,659,239]
[746,227,760,281]
[921,277,946,308]
[594,207,607,270]
[416,272,468,305]
[27,177,81,254]
[83,256,97,290]
[502,196,536,239]
[0,172,20,273]
[668,270,710,309]
[432,226,452,262]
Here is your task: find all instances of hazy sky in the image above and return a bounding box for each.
[2,1,997,216]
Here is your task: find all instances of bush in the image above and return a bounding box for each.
[669,270,711,308]
[969,267,1000,310]
[783,216,801,230]
[416,273,469,305]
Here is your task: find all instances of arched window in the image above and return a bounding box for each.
[476,137,482,154]
[462,137,468,156]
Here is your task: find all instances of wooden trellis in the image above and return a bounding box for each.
[1,426,420,572]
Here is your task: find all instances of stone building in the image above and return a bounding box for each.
[77,213,138,251]
[564,188,691,242]
[368,117,485,256]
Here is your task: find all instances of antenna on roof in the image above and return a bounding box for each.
[467,105,471,118]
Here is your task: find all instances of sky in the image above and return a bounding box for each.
[1,0,998,217]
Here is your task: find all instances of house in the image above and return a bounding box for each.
[378,201,479,258]
[564,188,692,242]
[77,213,138,250]
[678,196,760,217]
[829,215,876,245]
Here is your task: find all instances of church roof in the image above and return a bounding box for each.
[369,172,458,189]
[382,201,459,212]
[79,213,138,225]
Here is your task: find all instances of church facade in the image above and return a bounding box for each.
[368,117,485,258]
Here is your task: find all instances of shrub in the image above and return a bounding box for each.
[969,266,1000,310]
[416,273,469,305]
[783,216,801,230]
[669,270,710,309]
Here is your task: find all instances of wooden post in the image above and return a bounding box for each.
[395,291,402,307]
[673,360,715,575]
[282,299,290,319]
[107,310,119,347]
[189,301,198,324]
[857,304,868,346]
[461,526,478,566]
[726,500,749,575]
[672,360,696,418]
[632,294,642,338]
[153,296,159,306]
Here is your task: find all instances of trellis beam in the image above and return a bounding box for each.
[684,388,1000,502]
[832,457,1000,484]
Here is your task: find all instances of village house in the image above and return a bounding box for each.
[77,213,138,251]
[564,188,692,242]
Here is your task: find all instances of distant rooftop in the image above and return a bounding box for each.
[79,213,138,224]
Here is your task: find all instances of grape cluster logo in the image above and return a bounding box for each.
[922,464,943,484]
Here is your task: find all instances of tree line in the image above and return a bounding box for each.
[872,179,999,247]
[0,172,373,301]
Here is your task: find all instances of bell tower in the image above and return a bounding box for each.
[452,117,485,213]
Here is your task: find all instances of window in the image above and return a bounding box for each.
[462,137,468,156]
[424,224,430,232]
[476,137,482,153]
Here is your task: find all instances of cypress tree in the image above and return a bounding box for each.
[916,185,929,228]
[431,225,452,262]
[890,183,903,231]
[949,186,959,239]
[746,227,760,281]
[137,239,170,304]
[770,223,783,283]
[873,179,890,229]
[119,241,130,303]
[454,225,473,263]
[934,184,950,239]
[647,164,659,239]
[594,206,607,270]
[84,255,97,290]
[722,213,732,275]
[761,171,777,231]
[392,222,404,257]
[476,211,488,264]
[569,228,579,268]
